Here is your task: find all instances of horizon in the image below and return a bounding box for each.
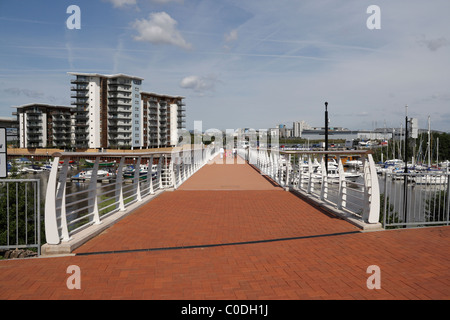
[1,1,449,133]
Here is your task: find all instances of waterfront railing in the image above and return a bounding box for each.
[239,148,381,228]
[0,179,41,256]
[44,145,219,245]
[381,171,450,228]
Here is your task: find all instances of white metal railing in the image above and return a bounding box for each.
[0,179,41,255]
[44,145,219,245]
[381,171,450,228]
[239,147,381,225]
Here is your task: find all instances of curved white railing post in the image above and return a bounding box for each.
[366,154,380,223]
[44,156,61,245]
[157,155,163,189]
[188,151,193,177]
[57,158,71,241]
[149,156,155,195]
[116,156,126,211]
[88,157,101,224]
[337,156,347,210]
[307,155,313,194]
[134,156,142,202]
[285,154,291,187]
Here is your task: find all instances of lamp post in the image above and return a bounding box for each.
[325,101,329,174]
[403,105,408,225]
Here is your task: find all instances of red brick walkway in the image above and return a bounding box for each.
[0,156,449,300]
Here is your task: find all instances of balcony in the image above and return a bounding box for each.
[108,85,131,93]
[70,85,89,91]
[27,136,42,143]
[75,122,89,128]
[26,115,42,121]
[108,128,131,134]
[26,110,42,115]
[71,99,88,106]
[27,129,42,134]
[52,116,71,123]
[27,122,42,128]
[53,136,71,142]
[109,101,132,107]
[53,127,70,133]
[71,78,89,84]
[71,93,88,98]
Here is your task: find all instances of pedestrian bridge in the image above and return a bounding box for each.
[0,146,449,300]
[41,146,382,255]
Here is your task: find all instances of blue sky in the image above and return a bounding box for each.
[1,0,449,132]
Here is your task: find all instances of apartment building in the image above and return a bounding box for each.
[69,72,143,149]
[14,73,186,150]
[16,103,74,148]
[141,92,186,148]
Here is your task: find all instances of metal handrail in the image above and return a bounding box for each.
[239,147,380,226]
[44,145,219,245]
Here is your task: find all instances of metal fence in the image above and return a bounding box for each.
[44,146,219,245]
[381,171,450,228]
[239,148,381,226]
[0,179,41,255]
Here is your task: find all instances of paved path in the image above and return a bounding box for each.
[0,156,449,300]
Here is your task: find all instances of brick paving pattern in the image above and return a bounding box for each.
[0,156,449,300]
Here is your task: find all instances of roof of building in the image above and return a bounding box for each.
[68,72,144,81]
[141,91,185,100]
[13,103,74,110]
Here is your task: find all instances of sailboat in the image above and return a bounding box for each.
[412,116,447,185]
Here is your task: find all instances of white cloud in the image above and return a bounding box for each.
[417,35,450,52]
[179,75,218,94]
[103,0,183,8]
[132,12,192,49]
[103,0,137,8]
[224,29,238,43]
[151,0,183,4]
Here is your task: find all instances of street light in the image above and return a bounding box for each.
[325,101,329,174]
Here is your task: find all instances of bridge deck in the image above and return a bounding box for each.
[0,156,449,300]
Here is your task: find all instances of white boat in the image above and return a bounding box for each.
[311,163,361,183]
[439,160,450,168]
[22,165,44,174]
[413,174,447,185]
[123,164,158,179]
[41,163,53,171]
[344,159,363,168]
[384,159,404,167]
[71,169,112,182]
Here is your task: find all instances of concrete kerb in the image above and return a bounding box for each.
[41,189,166,257]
